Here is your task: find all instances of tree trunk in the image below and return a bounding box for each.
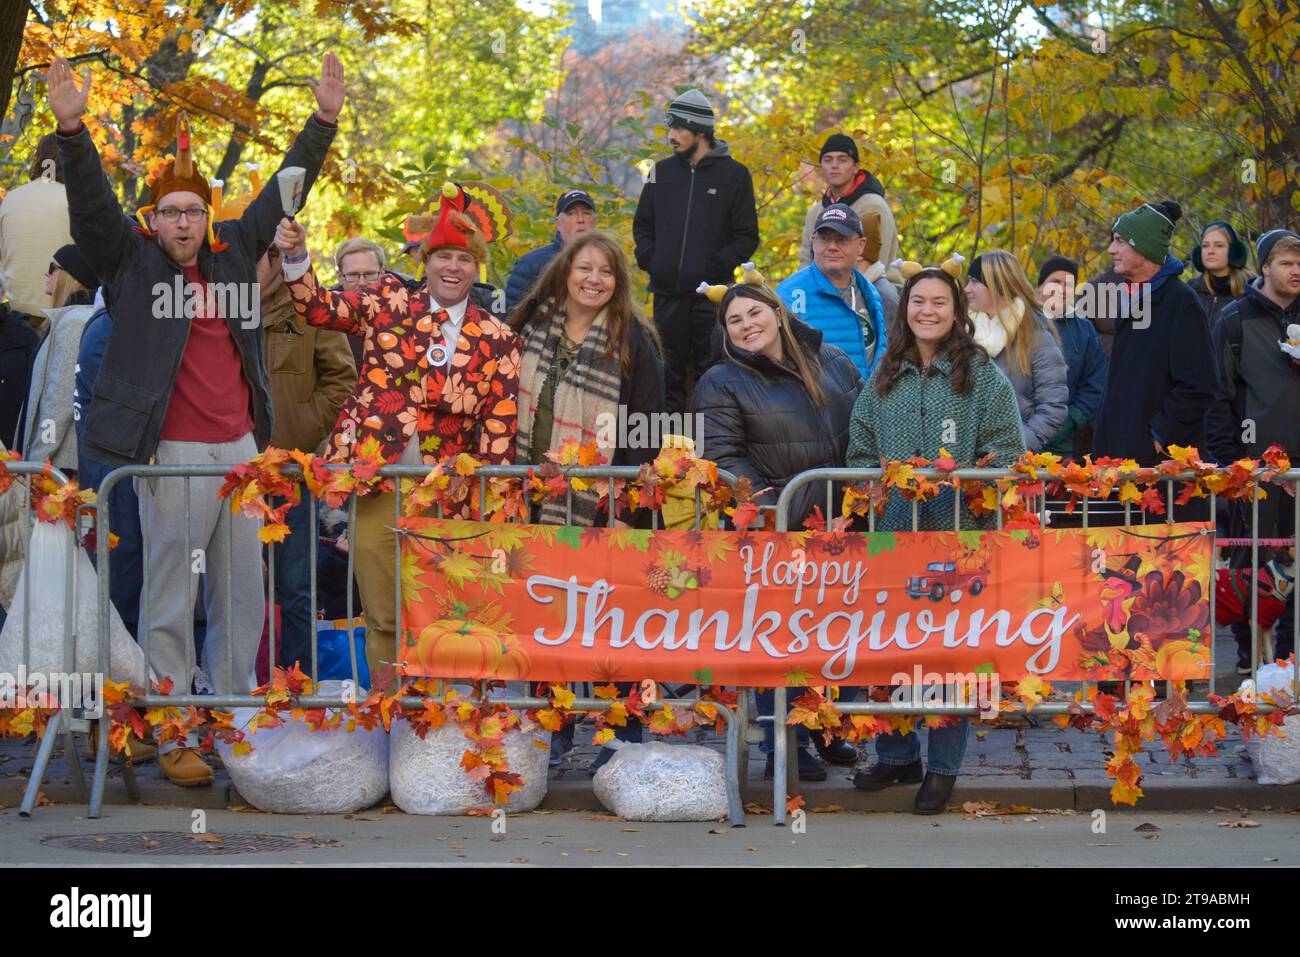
[0,3,29,124]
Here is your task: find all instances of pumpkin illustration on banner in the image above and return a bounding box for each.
[400,598,521,678]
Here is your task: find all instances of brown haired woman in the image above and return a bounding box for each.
[509,230,665,526]
[509,230,664,771]
[691,275,864,781]
[847,260,1026,812]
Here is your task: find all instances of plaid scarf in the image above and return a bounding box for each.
[517,302,622,525]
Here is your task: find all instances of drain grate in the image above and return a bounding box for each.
[42,831,320,856]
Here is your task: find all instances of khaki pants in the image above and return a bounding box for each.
[354,491,401,683]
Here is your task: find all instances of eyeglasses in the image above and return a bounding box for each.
[154,206,208,223]
[341,271,382,284]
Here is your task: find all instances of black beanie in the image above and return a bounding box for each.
[967,254,985,285]
[820,133,859,163]
[52,244,99,291]
[1037,255,1079,287]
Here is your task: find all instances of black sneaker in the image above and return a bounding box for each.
[1236,649,1252,676]
[852,760,923,791]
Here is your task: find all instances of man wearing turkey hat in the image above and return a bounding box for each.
[46,54,344,787]
[274,181,521,682]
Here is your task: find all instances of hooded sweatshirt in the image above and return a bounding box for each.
[798,169,901,270]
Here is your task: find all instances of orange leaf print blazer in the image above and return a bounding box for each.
[286,268,520,465]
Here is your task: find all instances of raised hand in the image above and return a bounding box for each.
[310,52,345,123]
[274,217,308,257]
[46,57,92,130]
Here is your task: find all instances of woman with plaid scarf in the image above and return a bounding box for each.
[508,230,664,772]
[508,230,665,529]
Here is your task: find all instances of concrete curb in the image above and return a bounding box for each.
[8,773,1300,816]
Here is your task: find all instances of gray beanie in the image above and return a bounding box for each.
[666,89,715,133]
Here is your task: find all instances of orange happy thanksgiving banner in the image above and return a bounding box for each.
[397,518,1215,685]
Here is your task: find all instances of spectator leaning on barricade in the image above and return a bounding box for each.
[74,288,144,642]
[20,243,98,475]
[275,181,520,685]
[509,229,664,770]
[775,203,889,381]
[257,244,356,672]
[692,265,864,781]
[1191,220,1253,329]
[1092,200,1218,476]
[505,188,597,313]
[633,88,759,413]
[1036,256,1107,461]
[0,133,73,319]
[846,256,1027,813]
[798,132,901,271]
[47,53,344,788]
[1205,228,1300,673]
[964,251,1068,453]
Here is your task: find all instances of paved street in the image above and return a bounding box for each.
[4,803,1297,867]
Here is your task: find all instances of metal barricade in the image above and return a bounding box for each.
[0,463,89,817]
[766,466,1300,824]
[87,462,748,824]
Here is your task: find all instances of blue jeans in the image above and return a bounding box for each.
[81,464,143,639]
[755,687,860,754]
[270,495,314,671]
[875,720,970,776]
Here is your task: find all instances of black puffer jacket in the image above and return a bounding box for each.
[690,319,863,527]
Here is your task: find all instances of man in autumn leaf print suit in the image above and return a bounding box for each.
[275,182,520,682]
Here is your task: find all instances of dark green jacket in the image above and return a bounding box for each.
[847,352,1026,530]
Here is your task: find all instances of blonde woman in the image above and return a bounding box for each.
[963,250,1067,452]
[1191,221,1253,327]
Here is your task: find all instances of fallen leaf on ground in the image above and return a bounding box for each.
[1134,822,1160,832]
[1218,820,1261,828]
[584,814,622,822]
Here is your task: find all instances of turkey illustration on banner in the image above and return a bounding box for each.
[397,518,1214,685]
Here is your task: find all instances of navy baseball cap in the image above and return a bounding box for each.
[813,203,864,238]
[556,189,596,215]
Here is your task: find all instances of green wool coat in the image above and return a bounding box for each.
[847,353,1028,530]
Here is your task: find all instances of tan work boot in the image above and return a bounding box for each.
[159,748,214,787]
[84,726,157,764]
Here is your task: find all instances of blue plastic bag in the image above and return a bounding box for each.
[315,621,369,687]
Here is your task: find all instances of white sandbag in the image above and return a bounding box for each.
[0,521,146,687]
[389,715,549,815]
[1240,665,1300,786]
[215,682,389,814]
[593,741,728,822]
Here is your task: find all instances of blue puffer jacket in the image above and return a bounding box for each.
[504,232,563,313]
[774,263,887,380]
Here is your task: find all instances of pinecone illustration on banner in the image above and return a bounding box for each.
[646,561,673,597]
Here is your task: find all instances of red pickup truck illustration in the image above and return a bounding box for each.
[905,561,987,601]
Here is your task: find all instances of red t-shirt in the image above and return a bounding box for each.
[160,264,254,443]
